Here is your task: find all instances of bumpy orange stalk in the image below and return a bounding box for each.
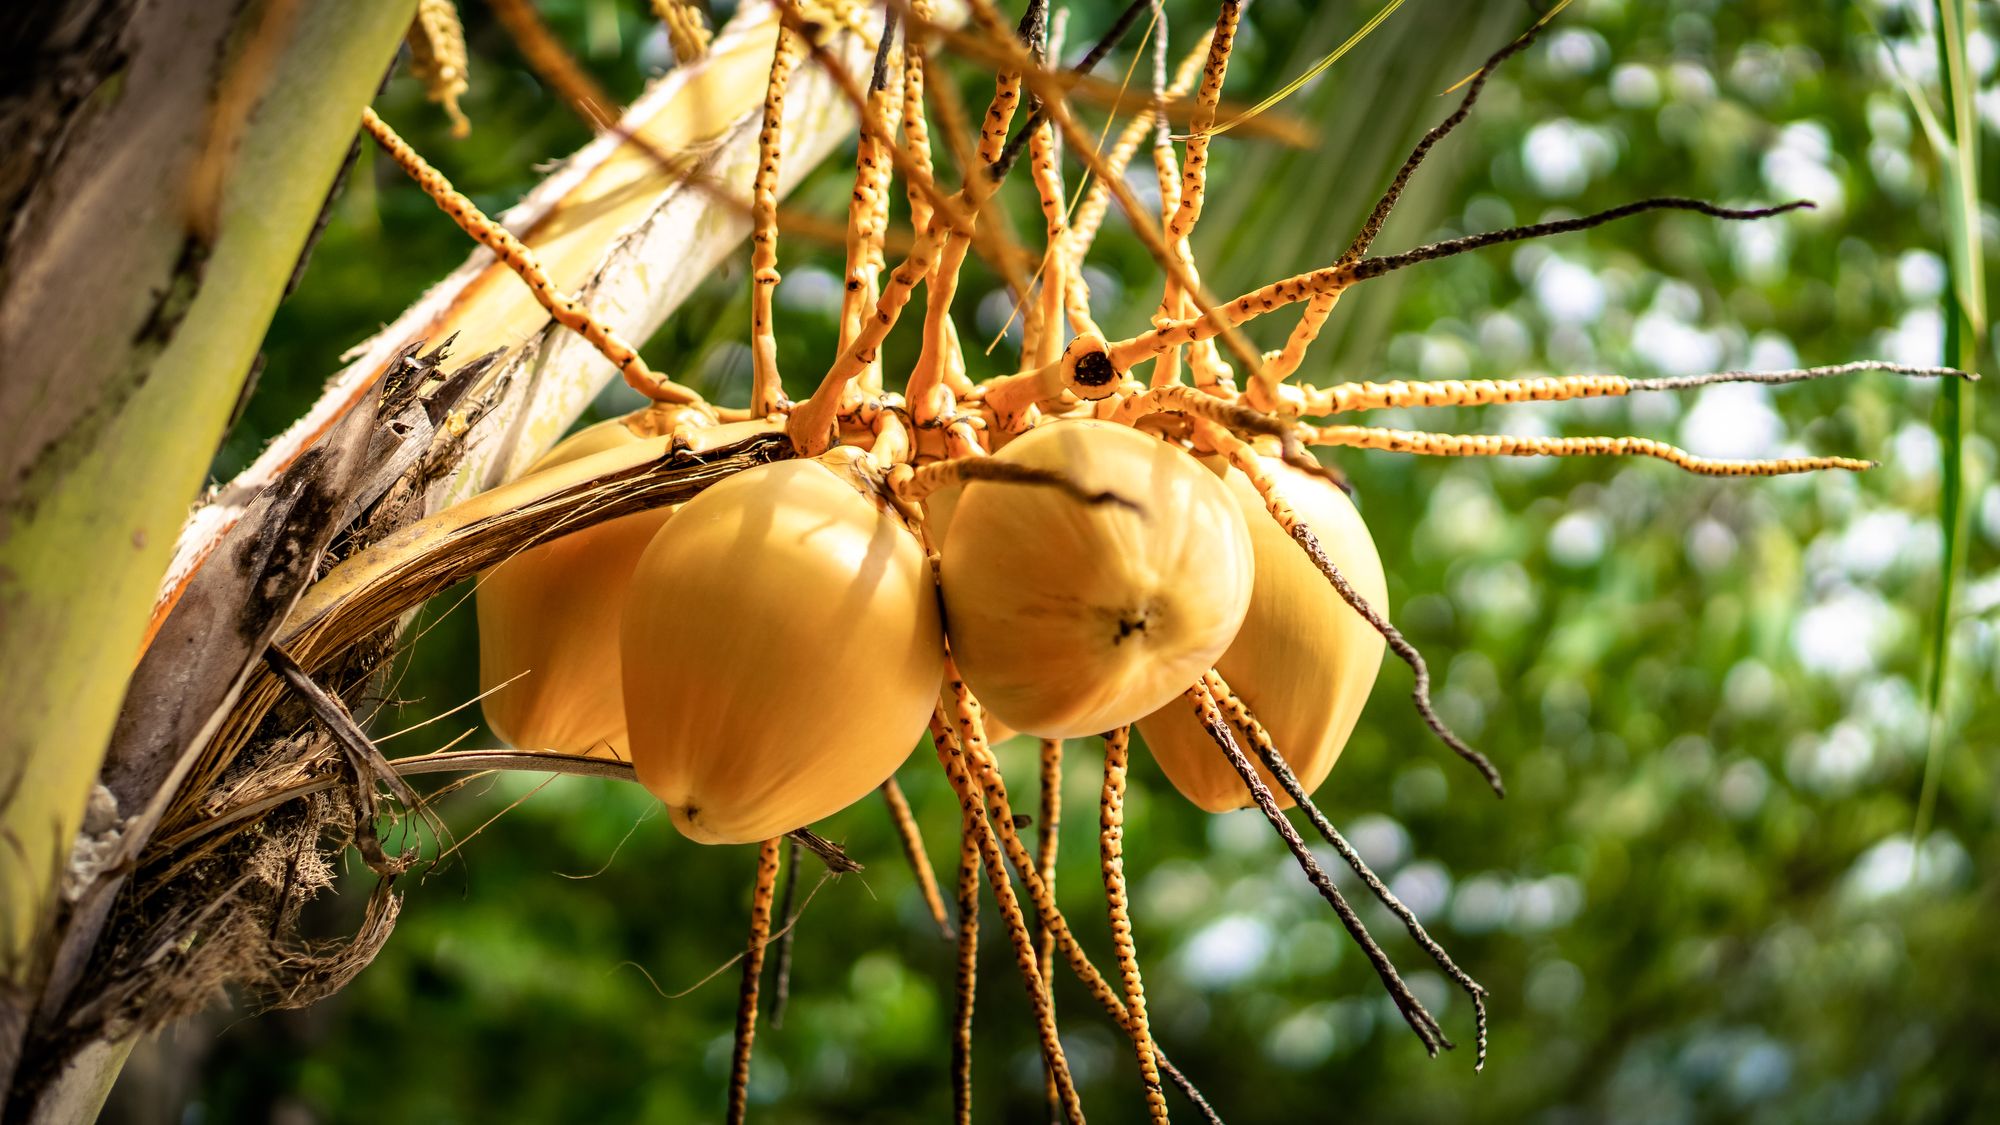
[1307,426,1873,475]
[1099,727,1169,1121]
[952,690,1219,1122]
[1069,25,1213,260]
[1163,1,1241,394]
[842,26,904,399]
[966,0,1264,390]
[1023,121,1071,370]
[1245,290,1340,410]
[783,16,1014,455]
[359,108,701,405]
[931,678,1082,1123]
[407,0,470,137]
[950,802,980,1125]
[903,56,1026,433]
[1303,372,1633,415]
[727,837,783,1125]
[749,20,806,417]
[881,778,953,939]
[651,0,712,65]
[1035,738,1063,1010]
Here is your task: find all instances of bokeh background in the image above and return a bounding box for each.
[111,0,2000,1120]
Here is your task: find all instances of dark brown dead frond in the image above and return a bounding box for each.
[266,645,420,875]
[263,876,402,1011]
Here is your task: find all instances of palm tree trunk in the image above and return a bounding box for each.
[0,0,418,1111]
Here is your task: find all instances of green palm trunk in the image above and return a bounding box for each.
[0,0,417,1113]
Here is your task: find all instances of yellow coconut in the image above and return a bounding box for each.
[1136,455,1387,812]
[620,447,944,844]
[919,485,1018,744]
[939,419,1254,738]
[476,417,664,758]
[477,414,778,758]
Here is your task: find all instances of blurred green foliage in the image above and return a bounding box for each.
[133,0,2000,1121]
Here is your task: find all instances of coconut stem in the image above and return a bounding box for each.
[1207,671,1491,1070]
[953,692,1221,1123]
[951,805,980,1125]
[727,838,782,1125]
[1291,517,1507,797]
[1183,679,1450,1055]
[1301,372,1634,415]
[1158,0,1243,397]
[768,836,803,1030]
[904,13,1032,410]
[357,108,701,407]
[1022,114,1070,372]
[931,682,1083,1123]
[1246,291,1340,409]
[1307,426,1874,476]
[900,0,940,234]
[749,18,805,418]
[1065,14,1213,338]
[1202,421,1505,796]
[1100,727,1170,1121]
[841,8,902,400]
[785,2,1022,457]
[959,0,1265,385]
[882,778,954,940]
[1035,738,1063,998]
[1036,735,1064,1122]
[900,0,977,422]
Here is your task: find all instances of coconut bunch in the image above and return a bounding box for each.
[384,0,1976,1117]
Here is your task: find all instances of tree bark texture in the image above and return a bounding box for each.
[0,0,418,1098]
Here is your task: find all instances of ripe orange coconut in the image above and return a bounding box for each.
[917,488,1022,741]
[476,414,775,758]
[1136,454,1386,811]
[939,419,1255,738]
[476,417,665,759]
[620,446,944,844]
